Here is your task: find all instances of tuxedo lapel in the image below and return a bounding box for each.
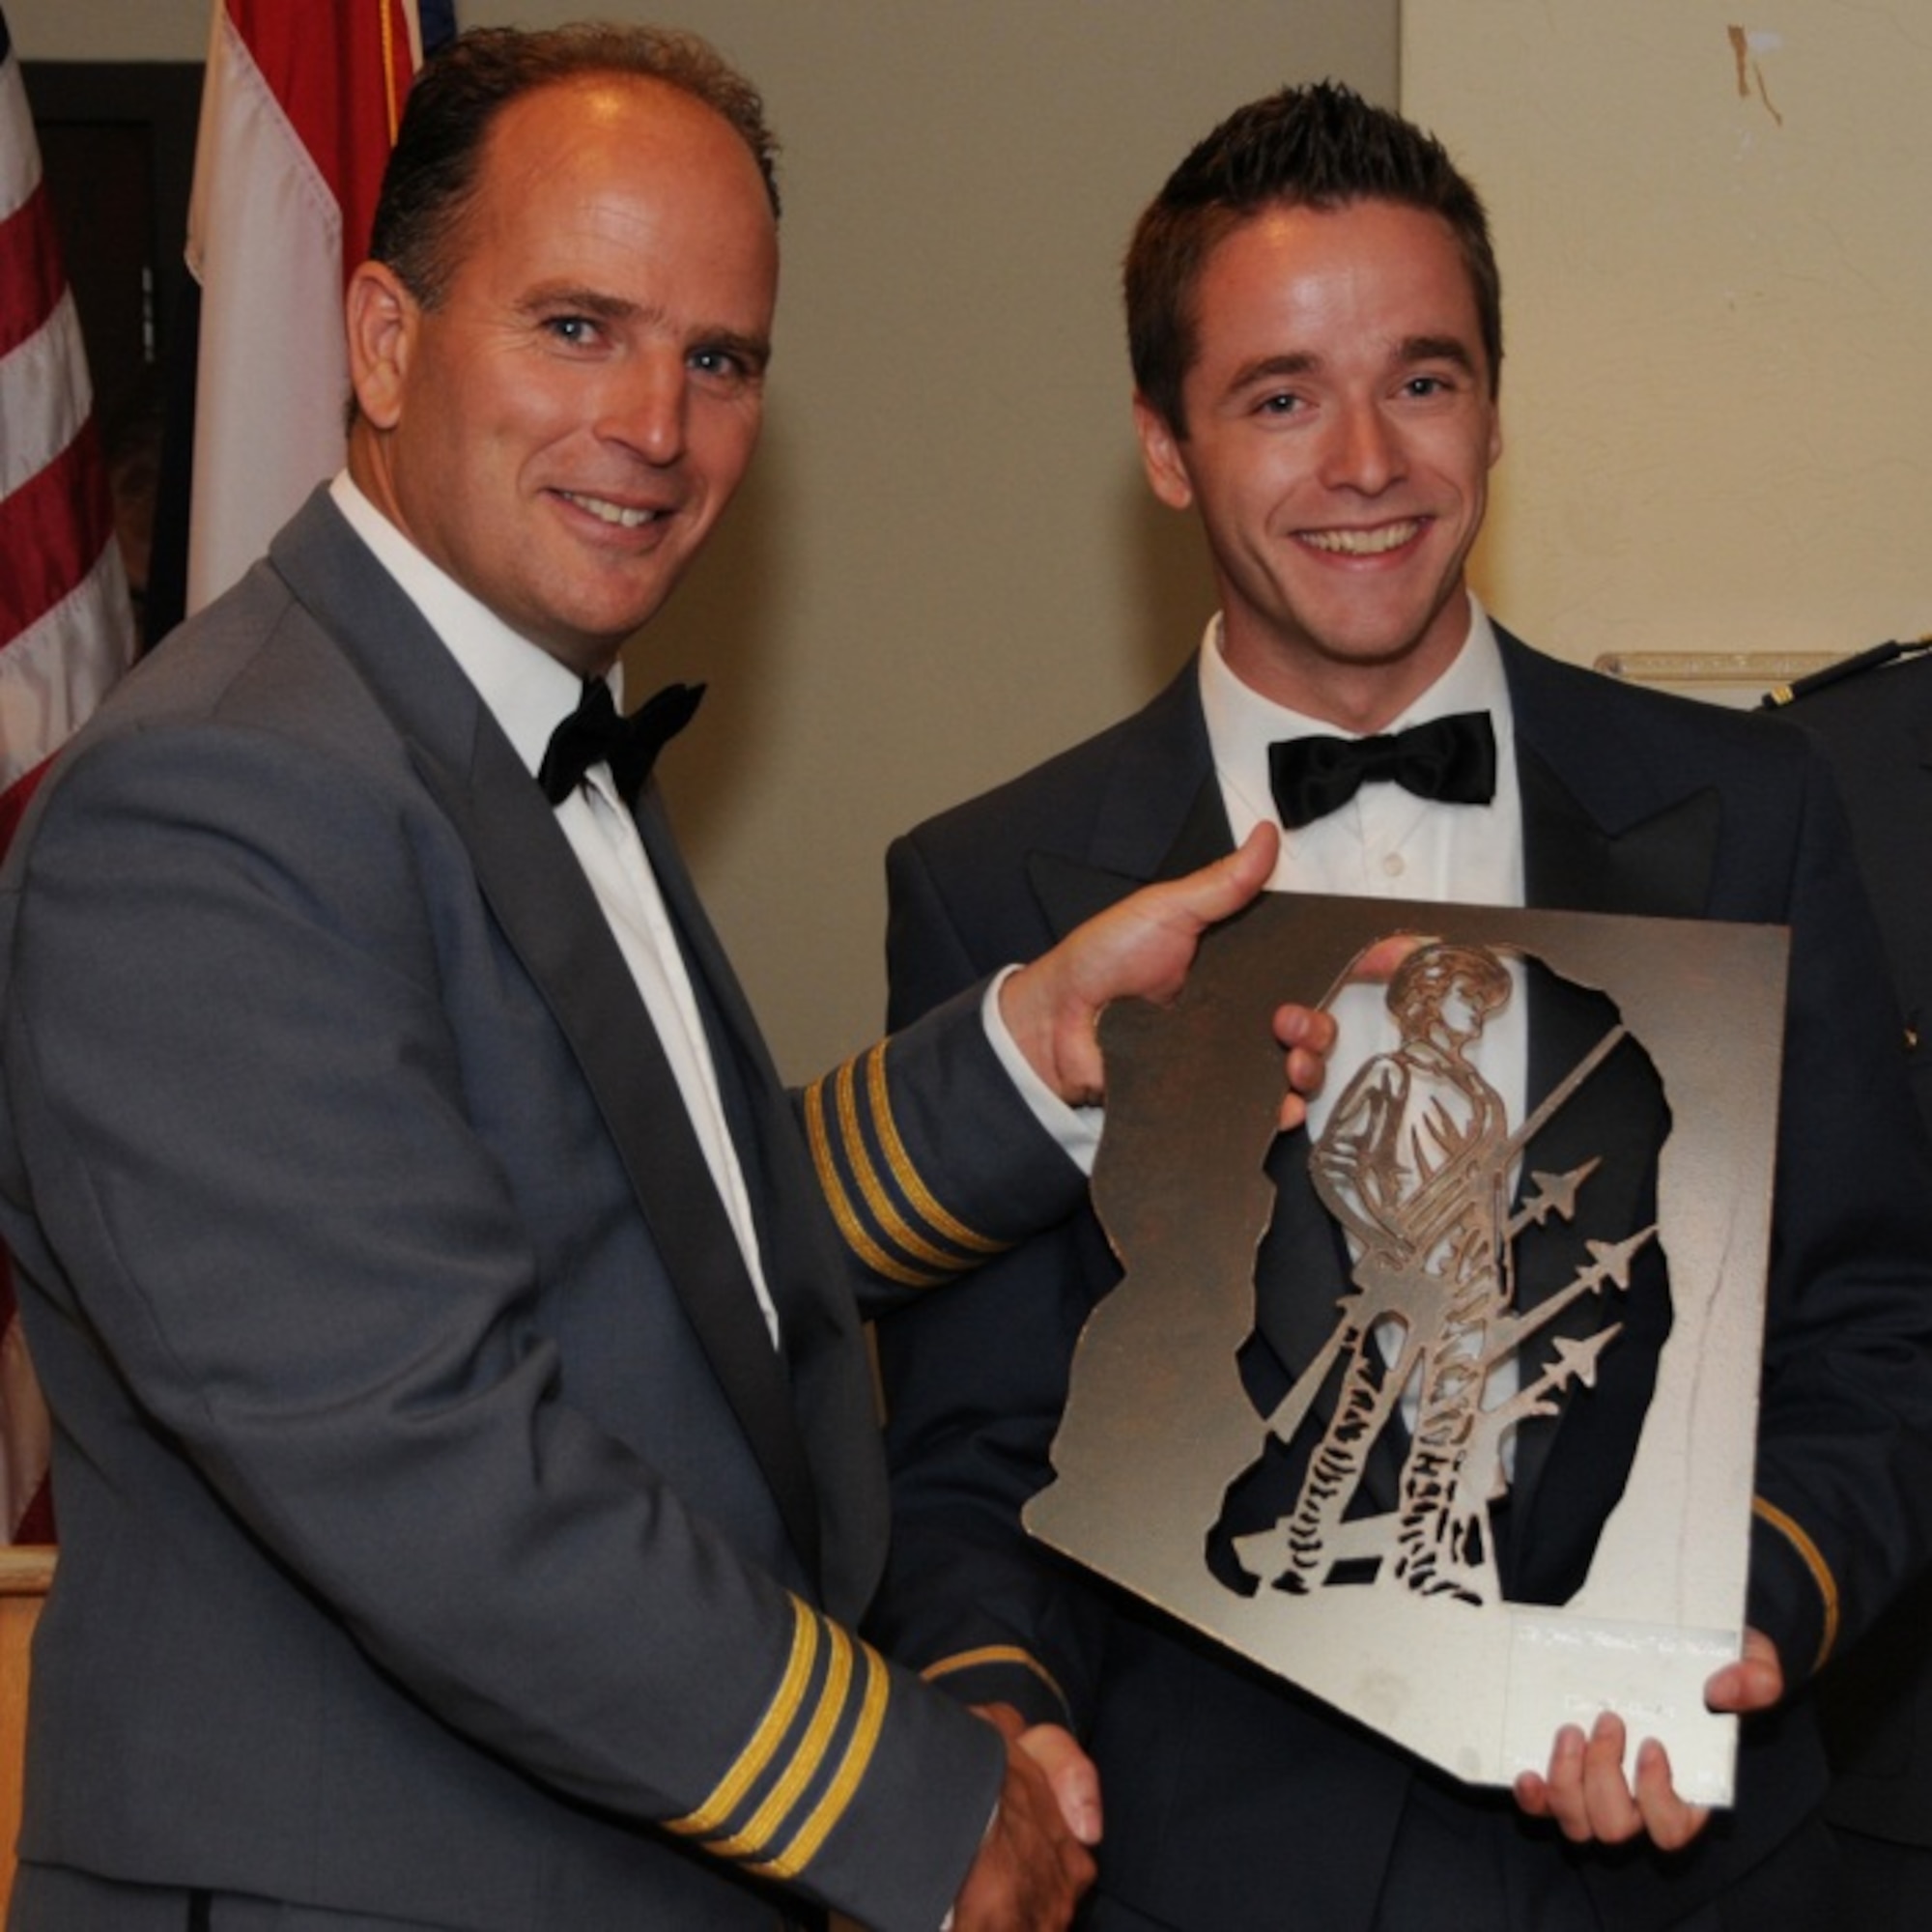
[1503,629,1721,922]
[1519,747,1719,920]
[423,730,827,1592]
[630,791,838,1358]
[633,791,895,1613]
[269,493,825,1587]
[1027,668,1233,939]
[1028,770,1233,938]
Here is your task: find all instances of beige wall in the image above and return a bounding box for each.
[9,0,205,60]
[14,2,1397,1074]
[1403,2,1932,681]
[31,5,1928,1063]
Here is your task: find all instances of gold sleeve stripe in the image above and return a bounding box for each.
[833,1055,984,1274]
[863,1043,1006,1257]
[711,1620,858,1861]
[665,1596,819,1840]
[751,1638,893,1881]
[1752,1495,1840,1671]
[804,1072,951,1288]
[923,1643,1069,1716]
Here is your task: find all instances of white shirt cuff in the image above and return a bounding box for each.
[981,967,1102,1176]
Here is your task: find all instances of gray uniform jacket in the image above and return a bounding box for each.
[0,490,1082,1931]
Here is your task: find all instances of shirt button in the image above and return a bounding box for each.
[1380,851,1406,879]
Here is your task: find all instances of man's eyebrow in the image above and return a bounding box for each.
[517,283,641,323]
[1225,351,1321,393]
[1223,338,1479,394]
[1399,334,1479,373]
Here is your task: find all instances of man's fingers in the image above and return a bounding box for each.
[1176,820,1278,926]
[1018,1723,1103,1846]
[952,1714,1096,1931]
[1577,1713,1642,1844]
[972,1701,1026,1743]
[1152,818,1280,931]
[1272,1002,1336,1131]
[1105,821,1279,966]
[1515,1711,1715,1853]
[1633,1737,1708,1852]
[1535,1721,1592,1841]
[998,823,1281,1106]
[1705,1627,1783,1715]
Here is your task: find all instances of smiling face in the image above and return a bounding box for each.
[1136,198,1502,732]
[346,73,779,677]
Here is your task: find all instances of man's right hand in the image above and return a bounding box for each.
[950,1704,1098,1930]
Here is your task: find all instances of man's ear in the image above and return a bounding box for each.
[346,261,417,430]
[1133,393,1195,511]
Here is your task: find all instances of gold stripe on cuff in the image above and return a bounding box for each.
[1752,1495,1840,1671]
[864,1042,1006,1257]
[666,1595,819,1840]
[753,1639,892,1881]
[804,1070,950,1288]
[923,1643,1069,1717]
[713,1621,858,1861]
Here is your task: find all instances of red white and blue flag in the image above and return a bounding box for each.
[0,1,453,1541]
[0,4,139,1542]
[183,0,444,612]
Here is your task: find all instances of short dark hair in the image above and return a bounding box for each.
[1125,80,1501,434]
[369,22,781,309]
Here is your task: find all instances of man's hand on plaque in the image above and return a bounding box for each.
[999,824,1282,1111]
[1511,1627,1783,1851]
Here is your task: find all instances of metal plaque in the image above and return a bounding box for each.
[1025,894,1788,1805]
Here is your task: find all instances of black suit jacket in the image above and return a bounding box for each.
[0,491,1087,1932]
[870,631,1932,1930]
[1777,648,1932,1849]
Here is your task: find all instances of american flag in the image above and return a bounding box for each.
[0,4,139,1542]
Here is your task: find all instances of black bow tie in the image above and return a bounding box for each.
[537,678,705,806]
[1268,710,1497,830]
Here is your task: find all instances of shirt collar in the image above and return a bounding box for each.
[328,471,616,778]
[1198,594,1512,779]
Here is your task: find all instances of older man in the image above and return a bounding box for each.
[0,26,1328,1932]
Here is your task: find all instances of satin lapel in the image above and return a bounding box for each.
[631,791,828,1320]
[634,792,881,1602]
[424,730,825,1587]
[268,496,823,1584]
[1028,771,1234,939]
[1520,748,1719,920]
[1024,665,1232,939]
[633,792,775,1093]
